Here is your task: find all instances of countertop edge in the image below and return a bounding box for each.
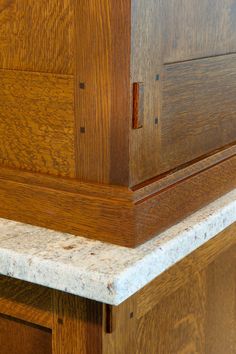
[0,190,235,306]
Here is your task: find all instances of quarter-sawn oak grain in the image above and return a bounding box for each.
[0,69,76,177]
[0,0,235,246]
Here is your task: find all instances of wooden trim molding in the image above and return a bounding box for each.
[0,148,235,247]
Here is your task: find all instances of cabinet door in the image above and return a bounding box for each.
[131,0,236,186]
[0,314,52,354]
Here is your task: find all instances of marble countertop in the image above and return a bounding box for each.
[0,189,235,305]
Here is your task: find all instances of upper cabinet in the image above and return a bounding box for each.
[131,0,236,185]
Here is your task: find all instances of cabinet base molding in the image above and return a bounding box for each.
[0,149,235,247]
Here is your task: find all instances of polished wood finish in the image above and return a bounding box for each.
[0,277,103,354]
[0,315,52,354]
[0,168,135,247]
[205,246,236,354]
[103,298,136,354]
[0,277,52,328]
[0,0,235,246]
[135,154,236,244]
[0,0,74,74]
[0,224,235,353]
[131,0,236,185]
[137,272,207,354]
[136,222,236,318]
[160,54,236,173]
[0,153,235,247]
[75,0,131,185]
[0,69,75,177]
[132,83,144,129]
[52,291,102,354]
[161,0,236,63]
[103,223,236,354]
[135,244,236,354]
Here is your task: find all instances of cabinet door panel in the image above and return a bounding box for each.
[0,0,74,74]
[131,0,236,185]
[0,70,76,177]
[162,0,236,63]
[159,54,236,172]
[0,314,52,354]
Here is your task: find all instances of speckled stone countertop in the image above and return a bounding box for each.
[0,189,235,305]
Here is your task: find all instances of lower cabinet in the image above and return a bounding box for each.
[0,223,235,354]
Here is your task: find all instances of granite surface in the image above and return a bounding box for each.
[0,189,235,305]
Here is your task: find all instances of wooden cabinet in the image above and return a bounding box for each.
[0,0,235,246]
[131,0,236,184]
[0,223,235,353]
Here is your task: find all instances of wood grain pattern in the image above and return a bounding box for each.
[103,298,136,354]
[130,0,236,185]
[135,154,236,245]
[133,143,236,201]
[0,153,234,247]
[130,0,161,185]
[75,0,130,185]
[137,272,207,354]
[0,69,76,177]
[161,0,236,64]
[0,0,74,74]
[0,224,235,353]
[136,242,236,354]
[136,274,206,354]
[0,276,52,328]
[136,223,236,318]
[160,55,236,172]
[0,165,132,201]
[205,245,236,354]
[0,0,235,247]
[52,291,102,354]
[102,224,236,353]
[0,174,135,247]
[0,314,52,354]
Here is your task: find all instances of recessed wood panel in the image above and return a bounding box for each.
[205,245,236,354]
[159,54,236,172]
[162,0,236,63]
[137,273,206,354]
[102,225,236,353]
[132,0,236,69]
[0,69,76,177]
[130,0,236,185]
[0,0,74,74]
[135,243,236,354]
[136,223,236,319]
[0,314,52,354]
[0,276,52,329]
